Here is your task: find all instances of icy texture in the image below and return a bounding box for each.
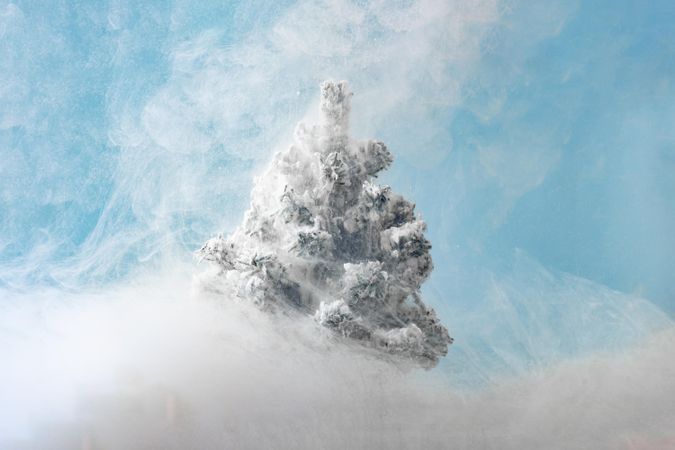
[197,81,451,367]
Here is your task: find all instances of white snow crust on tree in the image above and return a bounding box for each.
[197,81,452,367]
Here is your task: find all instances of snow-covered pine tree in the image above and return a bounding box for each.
[197,81,452,367]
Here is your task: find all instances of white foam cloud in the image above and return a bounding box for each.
[1,270,673,449]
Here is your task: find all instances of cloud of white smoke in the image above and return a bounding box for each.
[1,269,673,449]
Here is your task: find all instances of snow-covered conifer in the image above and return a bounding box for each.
[197,81,452,367]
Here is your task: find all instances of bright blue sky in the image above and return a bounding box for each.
[1,0,674,382]
[386,0,675,312]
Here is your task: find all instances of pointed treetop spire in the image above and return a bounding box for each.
[320,80,352,136]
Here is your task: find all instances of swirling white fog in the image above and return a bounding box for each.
[1,1,674,449]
